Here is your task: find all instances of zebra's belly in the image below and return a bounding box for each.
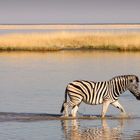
[82,98,103,105]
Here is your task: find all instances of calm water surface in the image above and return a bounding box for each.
[0,51,140,140]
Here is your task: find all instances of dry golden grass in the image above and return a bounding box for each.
[0,32,140,51]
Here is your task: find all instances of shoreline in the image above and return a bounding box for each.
[0,47,140,52]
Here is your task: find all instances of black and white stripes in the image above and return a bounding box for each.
[60,75,140,117]
[67,80,108,105]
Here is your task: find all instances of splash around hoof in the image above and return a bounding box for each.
[117,113,133,119]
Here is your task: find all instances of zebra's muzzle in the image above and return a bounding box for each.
[130,90,140,100]
[136,95,140,100]
[135,90,140,100]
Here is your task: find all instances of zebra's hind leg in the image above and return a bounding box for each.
[70,99,82,117]
[63,102,69,117]
[71,105,79,117]
[63,101,74,117]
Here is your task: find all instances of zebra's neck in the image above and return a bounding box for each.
[109,77,129,97]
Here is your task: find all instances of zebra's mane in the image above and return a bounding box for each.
[110,74,137,81]
[76,75,139,83]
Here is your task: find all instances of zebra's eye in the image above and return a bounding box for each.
[129,79,133,83]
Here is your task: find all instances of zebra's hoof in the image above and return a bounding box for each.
[120,113,129,118]
[101,115,106,119]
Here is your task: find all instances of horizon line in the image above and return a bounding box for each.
[0,23,140,25]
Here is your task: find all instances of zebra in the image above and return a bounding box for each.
[60,75,140,118]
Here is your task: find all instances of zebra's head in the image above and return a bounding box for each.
[127,75,140,100]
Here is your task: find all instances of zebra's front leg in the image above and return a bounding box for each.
[111,100,126,114]
[101,100,110,118]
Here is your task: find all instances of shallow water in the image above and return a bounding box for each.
[0,51,140,139]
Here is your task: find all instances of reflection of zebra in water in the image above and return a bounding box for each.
[60,75,140,117]
[61,119,123,140]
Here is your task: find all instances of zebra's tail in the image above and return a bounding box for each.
[60,88,68,113]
